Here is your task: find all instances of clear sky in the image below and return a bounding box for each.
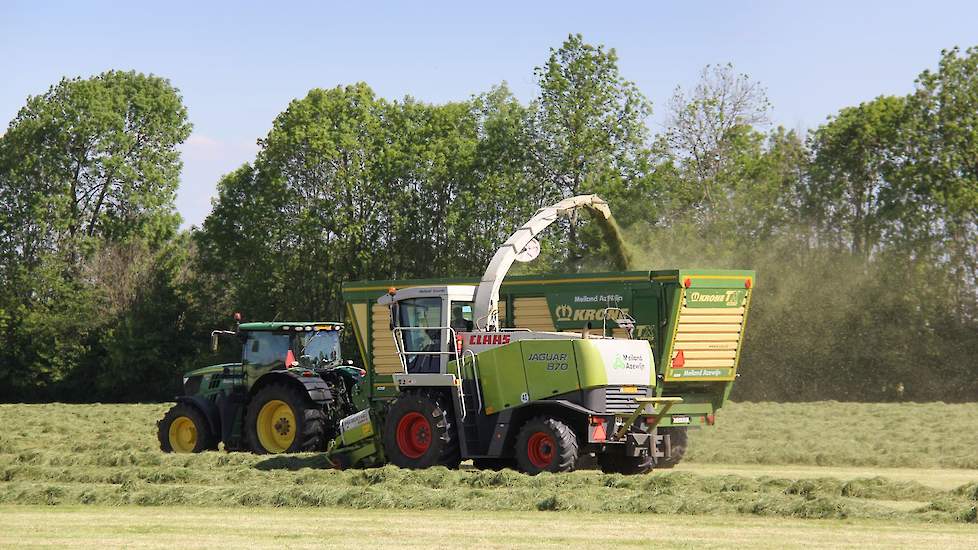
[2,1,976,228]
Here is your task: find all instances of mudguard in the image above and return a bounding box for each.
[176,395,221,437]
[251,370,334,405]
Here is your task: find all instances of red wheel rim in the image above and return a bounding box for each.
[526,431,556,469]
[395,411,432,459]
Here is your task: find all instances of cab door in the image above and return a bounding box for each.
[395,297,447,373]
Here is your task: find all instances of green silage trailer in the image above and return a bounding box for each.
[341,268,754,469]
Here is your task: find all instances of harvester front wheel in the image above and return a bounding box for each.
[383,391,460,469]
[246,383,327,454]
[515,417,578,475]
[158,403,216,453]
[656,427,688,469]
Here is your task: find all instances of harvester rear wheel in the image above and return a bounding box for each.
[597,451,654,475]
[383,391,461,469]
[515,417,578,475]
[245,383,327,454]
[656,427,688,469]
[157,403,216,453]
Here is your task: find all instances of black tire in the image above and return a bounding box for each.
[657,427,688,469]
[245,383,327,454]
[514,417,578,475]
[598,451,654,475]
[382,391,461,469]
[472,457,517,471]
[157,403,217,453]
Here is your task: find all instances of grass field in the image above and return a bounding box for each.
[683,401,978,469]
[3,506,978,549]
[1,401,976,547]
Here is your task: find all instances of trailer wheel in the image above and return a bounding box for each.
[245,383,327,454]
[515,417,578,474]
[157,403,217,453]
[472,457,516,471]
[656,427,688,469]
[597,451,654,475]
[383,391,461,469]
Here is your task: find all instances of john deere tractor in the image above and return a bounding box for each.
[157,320,364,454]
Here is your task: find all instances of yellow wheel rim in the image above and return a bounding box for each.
[256,399,296,453]
[168,416,198,453]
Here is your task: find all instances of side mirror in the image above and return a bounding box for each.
[211,333,219,352]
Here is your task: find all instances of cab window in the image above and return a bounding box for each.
[243,332,290,368]
[451,301,474,332]
[295,330,341,366]
[397,297,443,373]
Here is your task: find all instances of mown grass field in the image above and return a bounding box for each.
[683,401,978,469]
[3,506,978,549]
[1,401,976,547]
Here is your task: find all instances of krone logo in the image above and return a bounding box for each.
[689,290,743,307]
[554,304,573,321]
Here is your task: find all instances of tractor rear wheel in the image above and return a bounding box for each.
[515,417,578,475]
[158,403,217,453]
[383,391,460,469]
[597,451,654,475]
[656,427,688,469]
[245,383,327,454]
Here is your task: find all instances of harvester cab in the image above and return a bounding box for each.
[367,195,684,474]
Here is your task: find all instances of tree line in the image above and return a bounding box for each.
[1,35,976,403]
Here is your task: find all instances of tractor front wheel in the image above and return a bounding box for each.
[245,383,327,454]
[158,403,217,453]
[514,417,578,474]
[383,391,460,469]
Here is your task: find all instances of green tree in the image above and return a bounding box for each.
[663,63,772,227]
[195,83,549,324]
[532,33,653,269]
[0,70,191,400]
[904,46,978,315]
[807,95,907,256]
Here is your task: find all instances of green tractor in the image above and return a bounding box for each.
[157,320,365,454]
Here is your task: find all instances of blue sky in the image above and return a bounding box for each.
[2,1,976,228]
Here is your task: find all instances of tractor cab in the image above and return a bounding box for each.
[228,322,345,385]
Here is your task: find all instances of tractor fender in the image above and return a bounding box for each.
[249,370,334,405]
[175,395,221,438]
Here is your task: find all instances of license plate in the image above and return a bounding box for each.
[672,415,690,425]
[621,385,638,394]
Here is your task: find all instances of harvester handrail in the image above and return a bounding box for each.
[391,325,467,419]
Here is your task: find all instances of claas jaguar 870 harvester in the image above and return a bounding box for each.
[331,195,754,474]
